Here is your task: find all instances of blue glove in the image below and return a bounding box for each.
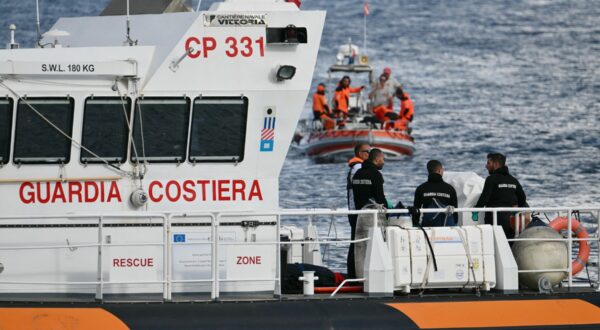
[471,212,479,221]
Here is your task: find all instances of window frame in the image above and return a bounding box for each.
[80,96,132,165]
[0,97,14,165]
[13,97,75,165]
[188,96,249,164]
[130,96,191,164]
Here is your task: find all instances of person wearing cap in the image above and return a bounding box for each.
[382,67,402,95]
[312,83,335,130]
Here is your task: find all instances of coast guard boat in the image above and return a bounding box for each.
[1,1,600,329]
[294,42,415,163]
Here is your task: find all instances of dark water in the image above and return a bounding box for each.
[2,0,599,271]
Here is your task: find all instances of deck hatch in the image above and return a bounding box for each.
[189,97,248,163]
[0,98,12,165]
[131,98,190,163]
[81,97,131,164]
[13,98,74,164]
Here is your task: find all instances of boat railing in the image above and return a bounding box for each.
[0,206,598,302]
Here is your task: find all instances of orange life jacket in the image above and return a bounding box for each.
[400,93,414,122]
[373,105,392,123]
[347,157,364,166]
[312,92,328,115]
[334,86,362,113]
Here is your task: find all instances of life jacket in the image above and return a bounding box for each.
[373,105,391,123]
[346,157,364,209]
[392,118,409,131]
[312,92,328,117]
[400,93,414,122]
[334,86,362,113]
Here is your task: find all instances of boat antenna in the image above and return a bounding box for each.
[362,1,369,56]
[196,0,202,12]
[35,0,42,47]
[124,0,138,46]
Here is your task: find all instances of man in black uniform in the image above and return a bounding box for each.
[346,143,370,278]
[474,153,528,238]
[352,148,388,211]
[413,160,458,226]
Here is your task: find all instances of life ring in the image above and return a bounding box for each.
[548,216,590,275]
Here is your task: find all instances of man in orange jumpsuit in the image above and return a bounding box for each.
[392,87,414,131]
[312,83,335,130]
[333,76,364,127]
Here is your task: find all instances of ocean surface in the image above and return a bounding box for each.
[1,0,599,273]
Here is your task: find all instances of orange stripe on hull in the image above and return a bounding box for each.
[0,308,129,330]
[387,299,600,329]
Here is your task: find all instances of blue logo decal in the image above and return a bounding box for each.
[173,234,186,243]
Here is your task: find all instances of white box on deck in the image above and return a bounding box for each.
[385,225,496,291]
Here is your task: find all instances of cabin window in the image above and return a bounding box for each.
[131,98,190,163]
[189,97,248,163]
[13,98,74,164]
[81,98,131,164]
[0,98,13,165]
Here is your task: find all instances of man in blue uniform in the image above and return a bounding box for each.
[413,160,458,226]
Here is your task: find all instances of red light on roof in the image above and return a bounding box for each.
[286,0,302,8]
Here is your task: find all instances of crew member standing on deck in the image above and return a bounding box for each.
[474,153,528,239]
[352,148,389,211]
[312,83,335,130]
[333,76,364,127]
[346,143,370,278]
[413,160,458,226]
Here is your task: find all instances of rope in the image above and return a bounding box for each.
[0,80,132,178]
[420,227,436,291]
[454,227,477,289]
[115,82,146,183]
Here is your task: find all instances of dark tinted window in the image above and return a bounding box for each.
[0,98,13,165]
[14,98,74,164]
[81,98,131,164]
[132,98,189,163]
[189,98,248,163]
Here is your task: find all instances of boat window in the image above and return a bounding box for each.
[131,98,190,163]
[81,98,131,164]
[13,98,74,164]
[189,97,248,163]
[0,98,13,165]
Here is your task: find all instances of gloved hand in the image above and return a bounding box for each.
[471,212,479,221]
[386,200,394,209]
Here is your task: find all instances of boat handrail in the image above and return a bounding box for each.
[0,206,598,302]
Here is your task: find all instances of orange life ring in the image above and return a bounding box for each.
[548,216,590,275]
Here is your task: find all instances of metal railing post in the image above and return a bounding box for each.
[597,210,600,291]
[275,214,282,298]
[213,213,220,300]
[567,209,573,288]
[163,215,171,301]
[95,216,104,301]
[492,210,497,226]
